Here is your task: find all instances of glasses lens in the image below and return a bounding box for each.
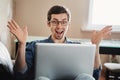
[51,21,58,26]
[50,20,68,26]
[61,21,68,26]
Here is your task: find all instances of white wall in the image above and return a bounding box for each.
[0,0,13,57]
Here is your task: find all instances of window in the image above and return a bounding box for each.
[84,0,120,32]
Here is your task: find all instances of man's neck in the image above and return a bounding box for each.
[51,36,65,43]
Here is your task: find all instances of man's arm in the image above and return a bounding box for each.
[7,20,28,72]
[14,42,27,72]
[91,26,112,69]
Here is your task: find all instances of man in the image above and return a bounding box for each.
[7,5,112,80]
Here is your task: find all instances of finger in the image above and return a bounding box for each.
[9,30,18,37]
[23,26,27,31]
[105,25,112,28]
[105,27,112,33]
[101,26,112,34]
[104,33,111,39]
[7,24,15,31]
[23,26,28,34]
[11,19,19,28]
[102,25,112,31]
[7,23,12,30]
[7,22,15,31]
[104,30,111,36]
[8,21,16,30]
[7,24,16,35]
[102,30,111,39]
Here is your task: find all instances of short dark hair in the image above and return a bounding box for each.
[47,5,71,22]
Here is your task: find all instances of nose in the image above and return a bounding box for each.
[57,22,63,28]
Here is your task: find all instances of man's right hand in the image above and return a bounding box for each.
[8,20,28,72]
[7,19,28,44]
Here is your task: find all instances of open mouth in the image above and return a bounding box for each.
[55,30,64,35]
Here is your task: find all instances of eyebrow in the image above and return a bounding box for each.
[52,18,67,21]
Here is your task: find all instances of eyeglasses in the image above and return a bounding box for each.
[49,20,69,26]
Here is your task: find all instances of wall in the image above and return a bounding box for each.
[13,0,120,39]
[13,0,89,38]
[0,0,13,57]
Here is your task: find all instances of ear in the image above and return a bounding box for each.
[47,21,51,27]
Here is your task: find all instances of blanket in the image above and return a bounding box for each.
[0,42,13,73]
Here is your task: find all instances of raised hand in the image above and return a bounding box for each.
[7,20,28,44]
[91,26,112,46]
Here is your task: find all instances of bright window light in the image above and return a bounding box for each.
[85,0,120,32]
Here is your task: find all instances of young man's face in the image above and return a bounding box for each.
[48,13,69,41]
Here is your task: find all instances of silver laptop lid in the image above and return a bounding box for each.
[35,43,96,80]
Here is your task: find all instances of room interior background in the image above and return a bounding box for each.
[0,0,120,64]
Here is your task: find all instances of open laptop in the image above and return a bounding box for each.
[35,43,96,80]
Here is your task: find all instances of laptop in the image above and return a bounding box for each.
[35,43,96,80]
